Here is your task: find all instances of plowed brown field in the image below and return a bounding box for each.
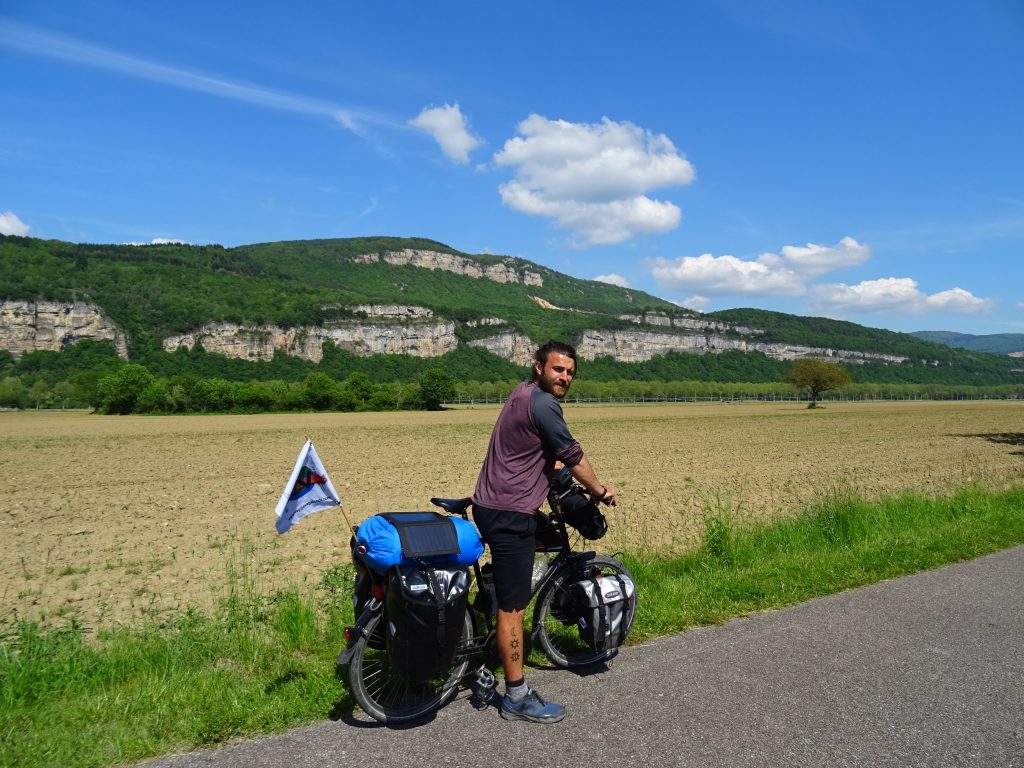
[2,401,1022,628]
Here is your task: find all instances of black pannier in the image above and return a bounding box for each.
[571,572,635,652]
[385,565,470,682]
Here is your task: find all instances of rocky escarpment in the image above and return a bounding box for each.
[163,318,457,362]
[619,311,763,336]
[0,299,129,359]
[576,328,907,364]
[468,331,537,366]
[0,300,910,368]
[352,249,544,287]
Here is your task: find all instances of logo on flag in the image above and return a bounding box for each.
[290,467,327,500]
[275,440,341,534]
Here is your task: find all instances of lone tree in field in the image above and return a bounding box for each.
[418,367,456,411]
[785,359,852,408]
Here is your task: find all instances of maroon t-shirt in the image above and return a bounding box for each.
[471,380,584,515]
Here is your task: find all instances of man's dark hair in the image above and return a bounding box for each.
[533,340,577,372]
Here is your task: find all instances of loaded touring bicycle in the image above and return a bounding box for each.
[337,468,638,723]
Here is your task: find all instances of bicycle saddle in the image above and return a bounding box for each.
[430,496,473,517]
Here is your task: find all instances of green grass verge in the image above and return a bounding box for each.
[624,484,1024,639]
[3,485,1023,767]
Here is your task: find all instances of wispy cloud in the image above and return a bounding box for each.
[593,273,631,288]
[0,19,400,134]
[125,237,191,246]
[675,295,710,312]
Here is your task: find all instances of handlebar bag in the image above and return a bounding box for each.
[385,564,470,682]
[570,572,636,652]
[356,511,483,573]
[554,486,608,541]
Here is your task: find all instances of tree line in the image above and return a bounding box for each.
[2,350,1020,414]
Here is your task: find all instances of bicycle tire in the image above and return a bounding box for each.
[347,609,474,724]
[533,555,637,669]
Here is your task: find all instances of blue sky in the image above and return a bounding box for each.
[2,1,1022,336]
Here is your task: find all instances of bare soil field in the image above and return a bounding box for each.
[2,401,1022,629]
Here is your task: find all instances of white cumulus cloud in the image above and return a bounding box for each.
[648,236,868,297]
[649,253,805,296]
[0,211,30,236]
[778,236,870,276]
[810,278,995,315]
[409,103,481,164]
[593,273,631,288]
[494,115,695,246]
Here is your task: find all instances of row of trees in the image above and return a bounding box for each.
[2,350,1021,414]
[89,365,456,414]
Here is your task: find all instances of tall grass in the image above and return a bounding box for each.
[1,550,356,768]
[625,484,1024,638]
[3,485,1023,768]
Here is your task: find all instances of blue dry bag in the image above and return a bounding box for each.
[355,511,483,573]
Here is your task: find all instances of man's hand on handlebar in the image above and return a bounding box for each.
[558,457,617,507]
[592,484,617,507]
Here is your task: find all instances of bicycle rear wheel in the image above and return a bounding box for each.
[533,555,637,669]
[347,610,474,724]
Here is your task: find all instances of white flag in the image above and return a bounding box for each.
[274,440,341,534]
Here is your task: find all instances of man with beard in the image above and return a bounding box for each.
[472,340,617,723]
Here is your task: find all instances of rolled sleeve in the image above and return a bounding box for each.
[556,439,584,467]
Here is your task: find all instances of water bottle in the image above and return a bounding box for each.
[531,553,548,591]
[476,563,498,615]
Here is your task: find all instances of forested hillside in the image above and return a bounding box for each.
[1,234,1021,412]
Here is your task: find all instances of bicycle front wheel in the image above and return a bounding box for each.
[347,609,474,724]
[533,555,637,669]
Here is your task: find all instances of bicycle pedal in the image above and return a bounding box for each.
[475,667,497,691]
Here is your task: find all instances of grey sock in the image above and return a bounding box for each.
[506,680,528,702]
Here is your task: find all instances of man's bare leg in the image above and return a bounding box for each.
[496,607,525,682]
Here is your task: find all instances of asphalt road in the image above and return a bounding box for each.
[143,546,1024,768]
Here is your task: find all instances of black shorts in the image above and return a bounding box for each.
[472,504,537,612]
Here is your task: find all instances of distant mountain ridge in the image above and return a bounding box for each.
[911,331,1024,357]
[1,234,1021,386]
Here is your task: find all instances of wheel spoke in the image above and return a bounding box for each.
[347,610,474,723]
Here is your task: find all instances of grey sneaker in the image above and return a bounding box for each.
[499,688,566,723]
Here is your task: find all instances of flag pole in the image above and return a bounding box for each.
[338,502,357,538]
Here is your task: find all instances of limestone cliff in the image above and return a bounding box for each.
[0,299,910,368]
[576,328,907,365]
[162,317,457,363]
[352,249,544,287]
[468,331,537,366]
[619,311,763,336]
[0,299,129,359]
